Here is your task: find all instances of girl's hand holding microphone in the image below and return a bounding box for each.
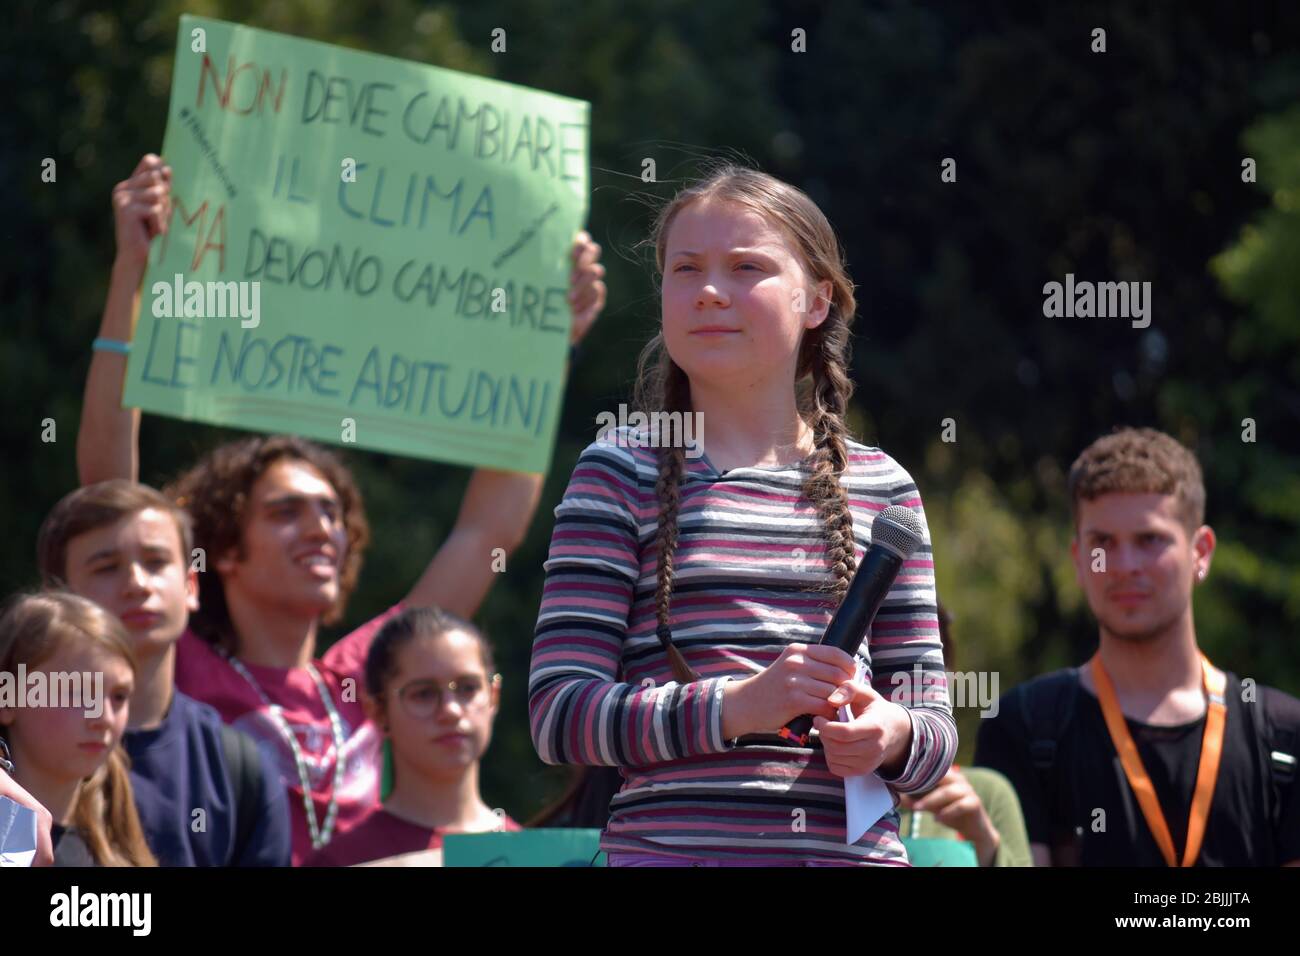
[721,645,913,779]
[720,644,858,740]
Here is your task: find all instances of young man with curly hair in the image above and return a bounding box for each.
[76,153,607,863]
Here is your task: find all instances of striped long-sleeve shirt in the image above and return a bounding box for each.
[529,426,956,864]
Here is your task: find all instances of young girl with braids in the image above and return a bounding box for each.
[529,165,955,865]
[0,592,156,866]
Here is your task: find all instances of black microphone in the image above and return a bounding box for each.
[777,504,925,747]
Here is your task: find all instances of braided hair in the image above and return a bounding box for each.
[633,164,860,681]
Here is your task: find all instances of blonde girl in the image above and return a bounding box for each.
[0,591,155,866]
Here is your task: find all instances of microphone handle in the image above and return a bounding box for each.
[778,547,904,746]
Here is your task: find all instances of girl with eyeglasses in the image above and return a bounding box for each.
[304,606,520,866]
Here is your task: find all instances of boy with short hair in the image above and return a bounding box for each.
[976,427,1300,866]
[38,480,291,866]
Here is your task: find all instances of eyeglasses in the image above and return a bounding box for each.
[394,674,499,719]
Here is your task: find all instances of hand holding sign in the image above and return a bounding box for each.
[899,767,1001,865]
[112,154,172,275]
[568,231,605,345]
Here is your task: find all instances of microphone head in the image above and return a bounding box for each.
[871,505,924,560]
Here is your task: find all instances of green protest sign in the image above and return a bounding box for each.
[442,829,606,867]
[901,837,979,867]
[123,15,589,473]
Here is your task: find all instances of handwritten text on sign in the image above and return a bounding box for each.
[124,15,590,472]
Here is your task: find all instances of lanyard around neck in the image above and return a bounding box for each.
[1089,652,1226,867]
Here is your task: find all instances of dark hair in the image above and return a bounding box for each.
[37,480,193,586]
[633,163,859,679]
[363,605,497,701]
[527,765,625,829]
[1068,427,1206,533]
[527,765,626,829]
[165,435,370,653]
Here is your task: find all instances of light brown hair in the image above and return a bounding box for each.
[633,164,859,676]
[36,480,194,587]
[0,591,157,866]
[165,435,370,653]
[1068,427,1206,533]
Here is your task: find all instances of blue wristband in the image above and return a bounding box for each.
[93,337,131,355]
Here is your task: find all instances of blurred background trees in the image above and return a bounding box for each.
[3,0,1297,814]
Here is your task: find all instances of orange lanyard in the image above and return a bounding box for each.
[1089,653,1226,867]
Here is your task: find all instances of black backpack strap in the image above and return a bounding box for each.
[1253,686,1300,835]
[1018,668,1082,772]
[1262,688,1298,787]
[219,723,263,864]
[1015,667,1082,864]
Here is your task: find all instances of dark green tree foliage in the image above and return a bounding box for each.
[2,1,1297,814]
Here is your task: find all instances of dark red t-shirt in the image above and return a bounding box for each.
[175,604,406,864]
[303,808,523,867]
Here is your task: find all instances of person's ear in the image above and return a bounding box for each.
[1070,535,1085,587]
[361,691,387,733]
[1192,525,1215,582]
[488,674,502,716]
[805,280,832,330]
[215,546,239,577]
[185,566,200,614]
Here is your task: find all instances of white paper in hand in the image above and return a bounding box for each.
[837,661,896,845]
[0,795,39,867]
